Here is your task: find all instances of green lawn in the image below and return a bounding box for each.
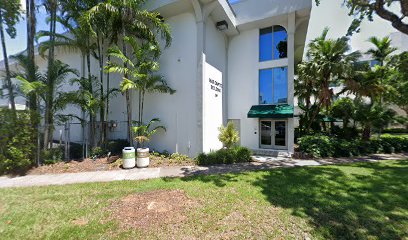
[1,160,407,239]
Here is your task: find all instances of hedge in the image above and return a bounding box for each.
[298,134,408,158]
[0,109,36,174]
[196,146,252,165]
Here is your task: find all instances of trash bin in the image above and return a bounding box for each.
[122,147,136,169]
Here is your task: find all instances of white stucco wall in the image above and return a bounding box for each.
[131,12,199,156]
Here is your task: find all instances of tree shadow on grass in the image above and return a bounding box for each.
[252,160,408,239]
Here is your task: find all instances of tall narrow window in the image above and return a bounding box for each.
[273,67,288,104]
[259,26,287,61]
[259,28,273,61]
[259,67,288,105]
[259,69,273,104]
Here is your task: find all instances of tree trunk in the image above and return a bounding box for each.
[43,2,57,149]
[86,48,95,148]
[97,35,105,146]
[0,11,17,115]
[105,55,110,141]
[81,54,86,159]
[122,30,132,145]
[362,126,371,141]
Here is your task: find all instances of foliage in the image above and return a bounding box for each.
[296,28,360,132]
[106,139,130,155]
[69,142,83,160]
[90,147,105,159]
[298,134,408,158]
[316,0,408,35]
[330,98,355,128]
[42,147,64,165]
[0,109,36,174]
[196,146,252,165]
[132,118,166,147]
[218,122,240,149]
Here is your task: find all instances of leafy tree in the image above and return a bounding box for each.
[331,98,355,129]
[218,122,240,149]
[366,36,396,66]
[316,0,408,35]
[0,0,22,115]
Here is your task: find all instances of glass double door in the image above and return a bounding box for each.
[260,120,287,149]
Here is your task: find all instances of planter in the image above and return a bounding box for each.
[137,148,150,168]
[122,147,136,169]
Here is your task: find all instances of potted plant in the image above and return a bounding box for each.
[132,118,166,167]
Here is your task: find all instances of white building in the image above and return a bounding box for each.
[1,0,312,156]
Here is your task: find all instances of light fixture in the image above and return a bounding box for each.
[216,20,228,31]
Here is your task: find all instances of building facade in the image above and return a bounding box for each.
[1,0,312,157]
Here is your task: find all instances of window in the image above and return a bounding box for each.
[259,26,287,62]
[259,67,288,104]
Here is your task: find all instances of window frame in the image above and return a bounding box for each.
[258,66,288,105]
[259,26,288,62]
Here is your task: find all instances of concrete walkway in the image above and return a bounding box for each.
[0,153,407,188]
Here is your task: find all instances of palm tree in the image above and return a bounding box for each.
[43,60,79,148]
[366,36,396,66]
[296,28,360,132]
[86,0,171,143]
[0,0,22,115]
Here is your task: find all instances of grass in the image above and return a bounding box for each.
[0,160,407,239]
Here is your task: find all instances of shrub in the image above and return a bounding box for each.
[106,139,129,155]
[90,147,106,159]
[196,146,252,165]
[218,122,240,149]
[42,147,64,165]
[298,134,334,158]
[298,134,408,158]
[0,109,36,174]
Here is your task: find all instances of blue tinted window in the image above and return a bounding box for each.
[259,69,273,104]
[259,26,287,62]
[259,28,273,61]
[259,67,288,104]
[273,26,287,59]
[273,67,288,104]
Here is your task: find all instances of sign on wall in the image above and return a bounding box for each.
[203,62,223,153]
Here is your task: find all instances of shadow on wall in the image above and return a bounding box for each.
[172,160,408,239]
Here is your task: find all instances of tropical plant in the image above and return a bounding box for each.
[354,101,397,140]
[295,28,360,132]
[88,0,172,143]
[366,36,396,66]
[132,118,166,148]
[330,97,355,129]
[0,0,22,115]
[218,122,240,149]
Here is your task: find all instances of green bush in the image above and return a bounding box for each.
[106,139,129,155]
[196,146,252,165]
[42,147,64,165]
[90,147,106,158]
[298,134,334,158]
[298,134,408,158]
[0,109,36,174]
[218,122,240,149]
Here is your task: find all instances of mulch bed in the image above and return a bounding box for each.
[27,155,196,175]
[107,189,196,230]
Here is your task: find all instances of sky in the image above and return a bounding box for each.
[0,0,398,61]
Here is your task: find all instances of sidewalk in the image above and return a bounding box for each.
[0,153,407,188]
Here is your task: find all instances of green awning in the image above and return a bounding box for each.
[247,104,294,118]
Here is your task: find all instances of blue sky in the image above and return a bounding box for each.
[0,1,397,60]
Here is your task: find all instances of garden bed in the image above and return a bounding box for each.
[27,154,196,175]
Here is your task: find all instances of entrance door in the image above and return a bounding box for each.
[259,120,287,149]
